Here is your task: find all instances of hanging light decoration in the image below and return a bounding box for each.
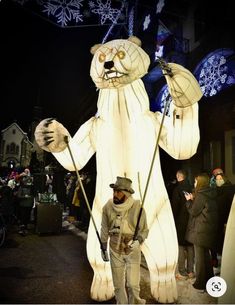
[12,0,128,28]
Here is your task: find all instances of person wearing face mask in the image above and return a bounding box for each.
[100,176,149,304]
[210,168,224,188]
[215,173,235,255]
[184,173,218,292]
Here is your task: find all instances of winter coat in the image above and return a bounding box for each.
[17,176,34,208]
[185,187,218,249]
[101,197,149,254]
[216,182,235,227]
[171,179,192,245]
[0,185,14,216]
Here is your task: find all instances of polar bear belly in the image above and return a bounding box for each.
[87,113,177,262]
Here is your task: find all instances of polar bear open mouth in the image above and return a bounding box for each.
[104,70,127,80]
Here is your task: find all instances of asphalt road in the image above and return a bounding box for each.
[0,223,216,304]
[0,225,104,304]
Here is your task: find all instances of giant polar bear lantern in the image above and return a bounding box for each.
[35,36,202,303]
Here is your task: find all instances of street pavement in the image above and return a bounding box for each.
[0,227,93,304]
[0,220,217,304]
[67,221,217,304]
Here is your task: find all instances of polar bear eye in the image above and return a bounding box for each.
[99,53,106,63]
[117,50,125,59]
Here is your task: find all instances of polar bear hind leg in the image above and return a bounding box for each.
[141,204,178,303]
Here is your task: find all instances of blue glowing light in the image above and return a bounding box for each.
[152,48,235,114]
[151,84,172,116]
[194,48,235,97]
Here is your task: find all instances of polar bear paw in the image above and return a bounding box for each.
[90,272,115,302]
[150,279,178,304]
[34,118,70,153]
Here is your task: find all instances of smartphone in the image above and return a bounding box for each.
[183,191,189,195]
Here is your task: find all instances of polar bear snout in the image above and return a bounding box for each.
[104,61,114,69]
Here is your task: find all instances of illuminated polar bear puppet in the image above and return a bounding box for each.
[35,36,202,303]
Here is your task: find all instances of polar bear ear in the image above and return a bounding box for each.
[90,43,102,55]
[128,36,142,47]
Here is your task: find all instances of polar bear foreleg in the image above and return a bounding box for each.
[87,217,114,301]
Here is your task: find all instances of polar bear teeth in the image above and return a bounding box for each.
[104,71,126,80]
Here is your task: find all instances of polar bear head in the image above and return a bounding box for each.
[90,36,150,89]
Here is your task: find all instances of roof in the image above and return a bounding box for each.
[1,122,27,135]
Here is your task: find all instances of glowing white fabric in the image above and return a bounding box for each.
[35,36,202,303]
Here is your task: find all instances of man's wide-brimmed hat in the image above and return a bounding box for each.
[110,176,135,194]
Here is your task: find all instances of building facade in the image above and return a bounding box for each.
[0,122,33,170]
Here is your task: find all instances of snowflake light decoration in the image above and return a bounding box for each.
[12,0,128,27]
[158,85,172,116]
[156,0,165,14]
[194,48,235,97]
[101,0,125,43]
[128,6,134,36]
[152,84,172,116]
[199,55,227,97]
[143,14,151,31]
[42,0,84,27]
[89,0,121,25]
[155,45,164,60]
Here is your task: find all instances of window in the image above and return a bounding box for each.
[6,142,18,155]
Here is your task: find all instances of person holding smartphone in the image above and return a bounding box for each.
[184,172,218,292]
[171,169,194,280]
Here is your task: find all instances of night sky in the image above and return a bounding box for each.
[1,1,108,134]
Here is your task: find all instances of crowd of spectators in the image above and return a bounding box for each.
[169,167,235,292]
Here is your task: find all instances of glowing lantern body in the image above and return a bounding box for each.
[35,37,202,303]
[219,195,235,304]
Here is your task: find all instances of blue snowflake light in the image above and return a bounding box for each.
[89,0,121,25]
[151,84,172,116]
[128,6,134,36]
[143,14,151,31]
[156,0,165,14]
[101,0,126,42]
[12,0,127,28]
[194,48,235,97]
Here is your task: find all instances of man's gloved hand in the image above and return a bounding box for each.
[100,242,109,262]
[128,239,140,250]
[101,249,109,262]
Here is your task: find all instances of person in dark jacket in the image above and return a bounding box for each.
[0,184,14,225]
[17,169,34,236]
[171,169,194,279]
[185,172,218,291]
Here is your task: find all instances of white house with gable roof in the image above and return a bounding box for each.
[0,122,33,169]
